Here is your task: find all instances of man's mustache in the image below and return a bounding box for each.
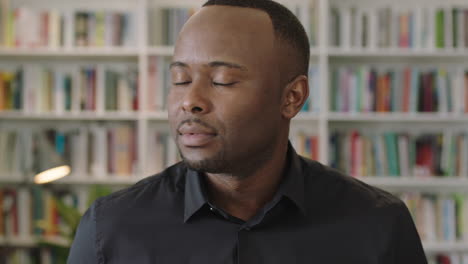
[177,118,219,134]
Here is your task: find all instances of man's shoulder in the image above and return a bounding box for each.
[92,162,188,213]
[300,157,405,213]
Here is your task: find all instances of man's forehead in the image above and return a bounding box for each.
[173,5,276,68]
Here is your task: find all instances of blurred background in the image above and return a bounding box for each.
[0,0,468,263]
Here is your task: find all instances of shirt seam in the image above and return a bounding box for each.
[94,198,105,264]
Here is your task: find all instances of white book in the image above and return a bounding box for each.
[117,73,131,112]
[20,130,34,176]
[461,134,468,178]
[0,130,7,175]
[463,195,468,241]
[453,68,465,113]
[462,254,468,264]
[445,7,453,49]
[156,57,166,110]
[88,13,96,46]
[398,134,409,177]
[354,8,362,48]
[368,8,377,49]
[12,131,22,177]
[89,125,107,178]
[340,7,351,49]
[451,254,461,264]
[105,12,114,46]
[422,197,436,242]
[95,64,105,114]
[349,73,357,113]
[443,197,456,242]
[17,188,31,239]
[390,6,399,49]
[64,9,74,48]
[54,69,64,114]
[48,9,60,48]
[441,130,452,176]
[122,13,136,47]
[413,8,422,49]
[70,127,88,178]
[437,69,448,113]
[71,66,81,113]
[458,9,465,50]
[427,7,435,50]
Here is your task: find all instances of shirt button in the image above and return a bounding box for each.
[210,207,214,211]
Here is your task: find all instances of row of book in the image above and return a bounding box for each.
[0,3,64,48]
[0,187,83,239]
[0,0,136,48]
[430,254,468,264]
[292,133,319,161]
[1,248,58,264]
[399,192,468,243]
[0,125,138,180]
[75,11,135,47]
[0,63,139,112]
[330,130,468,178]
[329,5,468,49]
[330,66,468,113]
[301,67,320,113]
[148,2,317,47]
[146,129,179,175]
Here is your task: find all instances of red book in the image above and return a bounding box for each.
[107,129,115,174]
[416,137,434,176]
[465,72,468,113]
[350,131,360,177]
[41,12,49,47]
[310,136,319,161]
[436,255,451,264]
[402,68,411,112]
[133,76,139,111]
[377,75,385,112]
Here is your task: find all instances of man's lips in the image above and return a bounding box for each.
[178,125,217,147]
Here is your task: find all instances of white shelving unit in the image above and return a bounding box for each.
[2,0,468,260]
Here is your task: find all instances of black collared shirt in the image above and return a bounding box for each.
[68,145,427,264]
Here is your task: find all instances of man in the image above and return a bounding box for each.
[68,0,427,263]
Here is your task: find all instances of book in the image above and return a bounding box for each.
[330,65,467,113]
[330,130,468,178]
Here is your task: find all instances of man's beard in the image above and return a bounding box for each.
[179,147,232,174]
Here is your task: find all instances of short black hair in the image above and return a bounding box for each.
[202,0,310,76]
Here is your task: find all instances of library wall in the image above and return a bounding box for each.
[1,0,468,263]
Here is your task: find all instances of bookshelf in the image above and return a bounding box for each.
[1,0,468,262]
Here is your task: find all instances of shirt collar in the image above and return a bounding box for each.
[183,141,306,223]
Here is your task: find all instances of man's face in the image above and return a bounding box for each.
[168,6,284,174]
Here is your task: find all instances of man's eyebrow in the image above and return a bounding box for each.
[169,61,248,71]
[208,61,248,71]
[169,61,188,69]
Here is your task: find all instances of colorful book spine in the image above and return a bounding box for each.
[329,5,468,50]
[330,130,468,178]
[330,66,468,113]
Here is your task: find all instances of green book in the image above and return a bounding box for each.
[384,132,399,176]
[435,9,445,48]
[105,70,118,111]
[453,8,458,48]
[330,69,338,111]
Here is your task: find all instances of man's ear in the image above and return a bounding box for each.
[281,75,309,119]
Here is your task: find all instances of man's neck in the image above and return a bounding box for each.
[204,142,288,221]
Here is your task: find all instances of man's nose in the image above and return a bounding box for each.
[181,80,212,114]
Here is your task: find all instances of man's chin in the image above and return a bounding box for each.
[182,157,228,174]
